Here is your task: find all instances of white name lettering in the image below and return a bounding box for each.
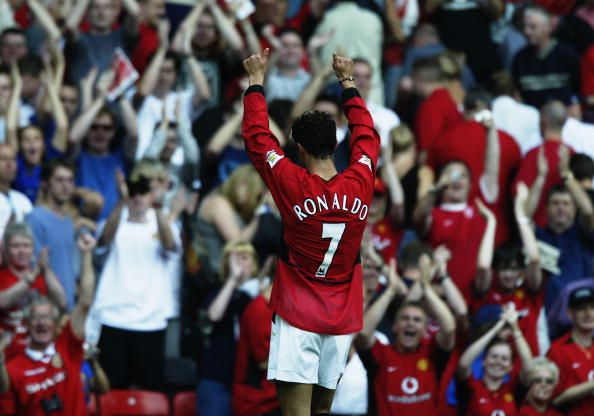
[292,193,369,221]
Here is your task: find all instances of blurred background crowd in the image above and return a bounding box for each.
[0,0,593,415]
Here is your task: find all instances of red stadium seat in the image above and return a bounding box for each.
[172,391,196,416]
[99,390,169,415]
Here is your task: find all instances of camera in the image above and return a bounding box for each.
[40,394,63,414]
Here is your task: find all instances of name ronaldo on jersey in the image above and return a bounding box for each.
[292,193,369,221]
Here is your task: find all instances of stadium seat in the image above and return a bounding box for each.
[99,390,169,416]
[172,391,196,416]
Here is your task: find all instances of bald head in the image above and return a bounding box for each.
[540,100,567,135]
[524,6,553,47]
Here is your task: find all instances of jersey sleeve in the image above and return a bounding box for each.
[242,85,301,197]
[342,88,381,179]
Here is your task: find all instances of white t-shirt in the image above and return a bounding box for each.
[135,90,203,162]
[331,331,389,415]
[562,117,594,161]
[0,189,33,236]
[492,95,541,155]
[367,102,400,148]
[90,207,181,332]
[0,103,35,143]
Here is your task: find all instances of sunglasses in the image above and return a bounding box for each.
[90,124,114,131]
[532,378,555,385]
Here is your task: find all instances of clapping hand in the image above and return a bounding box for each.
[77,233,97,254]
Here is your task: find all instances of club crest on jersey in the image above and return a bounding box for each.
[266,150,284,168]
[358,155,373,171]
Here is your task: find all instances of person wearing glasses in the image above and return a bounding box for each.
[519,357,562,416]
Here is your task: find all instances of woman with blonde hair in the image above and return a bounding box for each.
[196,164,266,273]
[519,358,562,415]
[198,240,260,416]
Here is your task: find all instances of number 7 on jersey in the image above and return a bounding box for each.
[316,223,346,278]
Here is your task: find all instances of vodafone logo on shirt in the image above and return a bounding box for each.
[24,371,66,394]
[401,377,419,394]
[491,411,506,416]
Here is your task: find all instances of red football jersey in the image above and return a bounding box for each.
[242,86,380,334]
[512,141,573,227]
[427,203,487,302]
[547,332,594,416]
[472,284,545,356]
[6,322,87,416]
[232,295,278,416]
[360,338,443,416]
[415,88,464,153]
[428,121,522,244]
[370,216,404,264]
[519,404,563,416]
[458,376,519,416]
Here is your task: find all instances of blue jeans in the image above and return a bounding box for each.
[197,379,231,416]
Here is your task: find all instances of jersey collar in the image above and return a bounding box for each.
[25,343,57,364]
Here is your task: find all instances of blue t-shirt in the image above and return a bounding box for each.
[76,150,126,220]
[536,222,594,311]
[14,146,65,203]
[26,207,78,309]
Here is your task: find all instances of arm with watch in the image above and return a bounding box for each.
[559,145,594,232]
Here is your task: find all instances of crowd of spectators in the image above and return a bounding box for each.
[0,0,592,415]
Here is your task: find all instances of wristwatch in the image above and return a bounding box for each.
[562,171,574,182]
[339,76,355,84]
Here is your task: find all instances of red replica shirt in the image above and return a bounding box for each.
[428,203,486,302]
[232,295,278,416]
[519,404,563,416]
[512,141,573,227]
[428,121,522,244]
[131,23,159,74]
[0,268,49,360]
[472,284,545,356]
[360,338,445,416]
[547,332,594,416]
[581,45,594,96]
[242,86,380,335]
[415,88,463,153]
[370,216,404,264]
[457,376,519,416]
[6,322,87,416]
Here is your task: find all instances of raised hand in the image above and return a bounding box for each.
[332,52,354,84]
[77,233,97,253]
[433,245,452,277]
[243,49,269,86]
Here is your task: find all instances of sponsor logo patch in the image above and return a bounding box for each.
[266,150,284,168]
[358,155,373,171]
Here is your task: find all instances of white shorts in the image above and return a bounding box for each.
[267,314,353,390]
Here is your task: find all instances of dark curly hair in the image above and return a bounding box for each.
[291,111,337,159]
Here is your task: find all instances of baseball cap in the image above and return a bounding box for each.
[568,286,594,309]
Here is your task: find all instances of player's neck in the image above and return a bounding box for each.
[307,159,338,181]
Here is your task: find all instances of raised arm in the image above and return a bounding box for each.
[553,380,594,407]
[136,20,170,100]
[43,69,69,153]
[384,0,406,43]
[155,207,176,252]
[515,182,542,292]
[98,172,127,247]
[381,145,405,227]
[506,308,533,377]
[434,245,468,319]
[207,252,250,322]
[171,1,206,52]
[26,0,62,43]
[0,274,36,309]
[65,0,90,35]
[207,107,243,156]
[71,233,97,340]
[5,64,21,151]
[479,115,500,203]
[419,255,456,351]
[38,249,67,311]
[119,97,138,162]
[0,332,10,393]
[356,259,406,350]
[457,317,506,379]
[69,89,107,145]
[559,145,594,232]
[239,18,262,56]
[207,0,244,52]
[525,147,548,218]
[474,198,496,295]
